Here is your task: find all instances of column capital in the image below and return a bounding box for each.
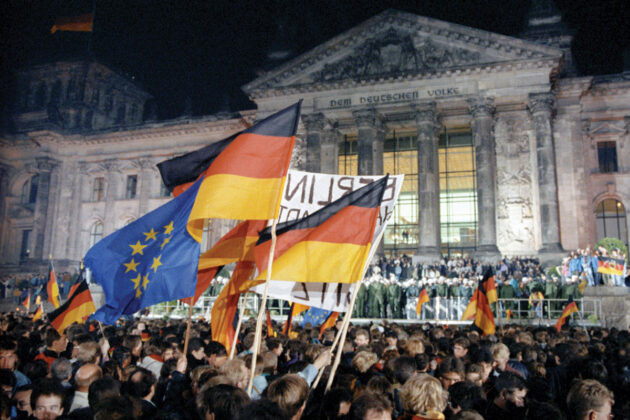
[412,101,437,124]
[352,107,384,130]
[36,157,59,172]
[467,97,495,119]
[528,92,554,115]
[103,159,120,173]
[301,112,326,132]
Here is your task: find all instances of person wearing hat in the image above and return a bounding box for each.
[387,276,403,319]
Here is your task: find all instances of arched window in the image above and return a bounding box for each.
[89,221,104,248]
[596,199,628,245]
[21,175,39,204]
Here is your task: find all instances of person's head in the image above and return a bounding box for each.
[30,379,65,420]
[469,348,493,382]
[566,379,614,420]
[262,351,278,375]
[465,364,483,387]
[127,367,156,400]
[75,363,102,392]
[400,374,448,416]
[493,372,527,412]
[351,351,378,374]
[385,330,398,348]
[393,356,417,385]
[237,399,290,420]
[320,388,352,420]
[188,337,206,360]
[491,343,510,371]
[44,329,67,354]
[13,384,32,416]
[436,356,465,390]
[266,374,309,420]
[49,358,72,383]
[0,337,19,371]
[452,337,470,359]
[122,335,142,358]
[354,329,370,348]
[348,391,393,420]
[0,370,15,397]
[218,359,249,390]
[447,381,485,415]
[404,338,425,357]
[266,338,284,357]
[88,376,121,412]
[92,395,136,420]
[206,341,228,369]
[197,383,250,420]
[76,340,101,364]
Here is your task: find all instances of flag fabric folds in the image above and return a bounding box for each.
[22,293,30,312]
[157,102,301,242]
[50,14,93,34]
[319,311,339,339]
[47,261,60,308]
[462,270,496,336]
[48,280,96,334]
[254,175,388,285]
[266,309,274,337]
[597,256,625,276]
[33,305,43,321]
[461,267,497,320]
[86,179,202,324]
[554,296,579,332]
[284,302,309,335]
[415,286,430,315]
[300,307,332,328]
[506,309,514,322]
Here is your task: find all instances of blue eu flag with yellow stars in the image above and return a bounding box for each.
[86,178,202,324]
[300,307,332,328]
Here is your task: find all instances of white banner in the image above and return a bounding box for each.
[250,170,403,312]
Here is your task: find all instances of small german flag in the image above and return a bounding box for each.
[554,296,579,332]
[266,309,274,337]
[284,302,309,335]
[319,311,339,339]
[506,309,514,321]
[47,261,60,308]
[597,256,625,276]
[32,305,43,321]
[49,280,96,334]
[416,286,430,315]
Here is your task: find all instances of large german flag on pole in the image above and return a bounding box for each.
[157,102,301,242]
[461,267,497,320]
[554,296,579,332]
[415,286,430,316]
[462,271,496,336]
[47,261,60,309]
[49,280,96,334]
[253,175,388,285]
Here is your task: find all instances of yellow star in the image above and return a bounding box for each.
[130,273,141,290]
[161,236,172,249]
[163,221,174,235]
[135,287,142,298]
[129,241,147,256]
[142,273,150,290]
[150,255,162,272]
[143,228,157,242]
[123,258,139,273]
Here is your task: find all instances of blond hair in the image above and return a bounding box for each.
[490,343,509,360]
[405,338,425,357]
[351,351,378,373]
[218,358,249,388]
[400,374,448,415]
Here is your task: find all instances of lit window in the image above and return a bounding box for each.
[597,141,618,173]
[20,230,31,262]
[92,177,104,201]
[125,175,137,199]
[596,199,628,245]
[89,222,103,247]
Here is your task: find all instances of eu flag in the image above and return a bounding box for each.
[300,307,332,328]
[86,179,202,324]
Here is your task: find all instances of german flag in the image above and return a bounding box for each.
[211,261,255,350]
[266,309,274,337]
[50,13,93,34]
[416,286,430,315]
[254,175,388,285]
[462,275,495,336]
[47,261,60,309]
[32,305,43,321]
[597,256,625,276]
[554,296,579,332]
[284,302,309,335]
[319,311,339,339]
[22,293,30,311]
[48,280,96,334]
[506,309,514,322]
[157,102,301,242]
[461,267,497,320]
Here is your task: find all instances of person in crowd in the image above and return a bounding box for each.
[30,379,66,420]
[566,379,614,420]
[484,372,528,420]
[68,363,102,412]
[398,374,449,420]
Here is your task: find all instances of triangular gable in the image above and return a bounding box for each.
[244,9,563,96]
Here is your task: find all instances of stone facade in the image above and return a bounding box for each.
[1,9,629,274]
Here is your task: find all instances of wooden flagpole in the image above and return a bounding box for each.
[229,292,249,360]
[247,218,279,394]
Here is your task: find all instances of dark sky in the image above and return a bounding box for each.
[2,0,629,120]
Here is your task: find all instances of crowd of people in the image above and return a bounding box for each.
[0,311,628,419]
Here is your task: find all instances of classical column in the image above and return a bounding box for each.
[321,124,340,174]
[32,157,59,260]
[414,102,442,262]
[301,113,325,173]
[468,97,500,261]
[528,92,563,253]
[353,108,384,175]
[137,157,153,215]
[103,159,119,235]
[68,162,88,260]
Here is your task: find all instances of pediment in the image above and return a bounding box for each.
[244,9,563,96]
[588,121,627,137]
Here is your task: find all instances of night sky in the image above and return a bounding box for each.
[2,0,629,120]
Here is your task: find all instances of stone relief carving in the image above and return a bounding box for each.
[313,28,482,82]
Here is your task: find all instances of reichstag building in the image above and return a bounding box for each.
[1,8,628,273]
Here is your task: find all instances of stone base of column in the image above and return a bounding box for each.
[537,242,565,266]
[415,246,442,264]
[473,245,501,263]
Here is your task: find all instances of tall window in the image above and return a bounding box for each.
[439,129,477,256]
[597,141,618,173]
[92,177,105,201]
[125,175,137,199]
[596,199,628,245]
[89,222,103,247]
[20,230,31,262]
[21,175,39,205]
[338,135,358,176]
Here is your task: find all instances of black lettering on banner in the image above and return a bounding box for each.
[358,177,372,187]
[336,283,343,306]
[277,205,287,221]
[285,208,301,221]
[292,282,309,300]
[321,283,327,304]
[346,290,352,304]
[285,174,308,202]
[317,178,335,206]
[308,175,315,204]
[383,178,395,202]
[337,177,354,196]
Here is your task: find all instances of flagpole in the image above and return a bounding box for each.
[324,224,387,392]
[247,218,279,394]
[229,292,249,360]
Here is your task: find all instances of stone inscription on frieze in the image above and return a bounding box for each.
[494,116,537,255]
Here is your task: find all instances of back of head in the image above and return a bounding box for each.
[126,367,156,399]
[237,399,290,420]
[266,373,309,419]
[93,395,135,420]
[348,391,392,420]
[566,379,614,420]
[393,356,417,385]
[88,376,121,411]
[77,341,100,364]
[400,373,448,415]
[196,383,250,420]
[75,363,103,390]
[50,358,72,382]
[218,358,248,389]
[494,371,526,395]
